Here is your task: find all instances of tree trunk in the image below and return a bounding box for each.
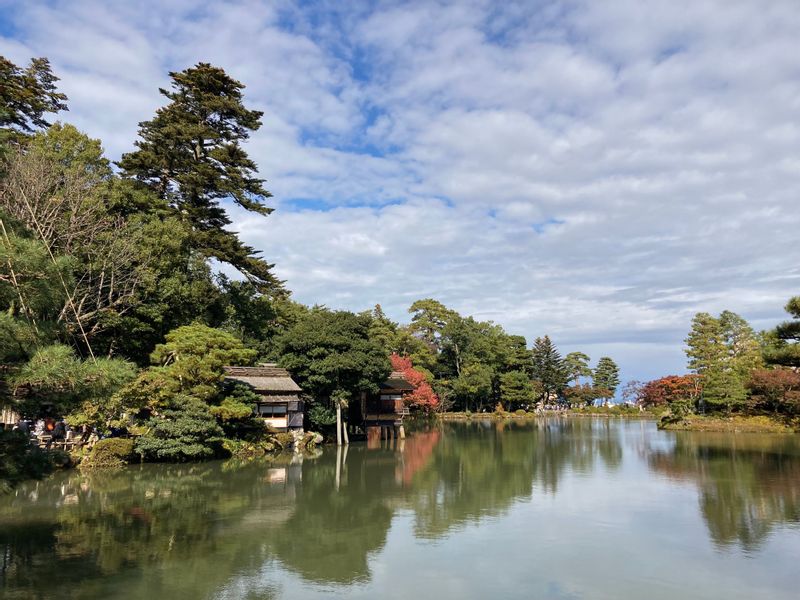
[343,416,350,445]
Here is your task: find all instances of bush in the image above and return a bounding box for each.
[135,397,224,462]
[0,430,52,492]
[515,409,527,416]
[308,403,336,429]
[81,437,136,469]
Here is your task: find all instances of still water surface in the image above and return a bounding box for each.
[2,418,799,599]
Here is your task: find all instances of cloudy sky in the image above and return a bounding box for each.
[1,0,798,383]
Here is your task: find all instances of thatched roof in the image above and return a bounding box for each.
[380,371,414,392]
[224,365,302,393]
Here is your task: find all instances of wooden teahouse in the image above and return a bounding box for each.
[223,364,304,431]
[359,370,413,444]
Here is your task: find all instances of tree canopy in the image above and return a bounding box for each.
[118,63,281,292]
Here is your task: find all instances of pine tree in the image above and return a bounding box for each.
[118,63,281,292]
[593,357,620,401]
[685,313,726,374]
[685,311,752,414]
[0,56,68,149]
[765,297,800,368]
[564,351,592,384]
[530,335,568,402]
[719,310,762,375]
[703,367,747,414]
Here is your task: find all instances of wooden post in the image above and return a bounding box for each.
[398,424,406,439]
[336,403,342,446]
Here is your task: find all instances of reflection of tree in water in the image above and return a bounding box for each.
[408,418,622,539]
[267,446,400,584]
[648,433,800,552]
[1,461,286,599]
[0,420,625,596]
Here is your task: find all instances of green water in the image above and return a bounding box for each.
[2,418,799,599]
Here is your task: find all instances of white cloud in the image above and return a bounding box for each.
[2,0,799,382]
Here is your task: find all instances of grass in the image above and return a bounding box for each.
[658,414,797,433]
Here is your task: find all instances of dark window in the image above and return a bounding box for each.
[258,404,288,417]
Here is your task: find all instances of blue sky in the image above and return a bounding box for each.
[1,0,799,384]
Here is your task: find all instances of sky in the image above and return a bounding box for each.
[1,0,798,384]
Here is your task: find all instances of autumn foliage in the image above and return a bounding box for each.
[639,375,702,407]
[747,369,800,415]
[390,353,439,413]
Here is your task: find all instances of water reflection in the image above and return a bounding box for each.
[1,419,799,598]
[647,432,800,552]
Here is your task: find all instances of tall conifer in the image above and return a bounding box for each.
[119,63,281,292]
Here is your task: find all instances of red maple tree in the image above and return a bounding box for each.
[639,374,702,407]
[390,353,439,413]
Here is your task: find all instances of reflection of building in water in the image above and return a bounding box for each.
[224,364,305,431]
[355,371,414,446]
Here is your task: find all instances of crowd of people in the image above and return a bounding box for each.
[11,418,100,450]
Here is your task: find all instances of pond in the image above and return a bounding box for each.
[2,418,799,599]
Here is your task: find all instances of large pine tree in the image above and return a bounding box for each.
[118,63,281,292]
[685,313,726,374]
[531,335,568,402]
[0,56,68,147]
[593,356,620,402]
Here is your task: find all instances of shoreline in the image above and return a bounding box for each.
[434,411,798,433]
[658,414,797,434]
[436,409,659,421]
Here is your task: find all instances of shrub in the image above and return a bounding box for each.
[81,437,136,469]
[515,409,527,416]
[308,403,336,429]
[135,396,224,462]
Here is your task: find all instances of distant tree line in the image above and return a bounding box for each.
[628,301,800,420]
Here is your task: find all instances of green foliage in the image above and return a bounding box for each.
[277,309,391,402]
[451,363,493,412]
[81,438,136,470]
[703,367,748,414]
[593,357,620,399]
[308,403,336,428]
[149,323,257,401]
[0,56,67,150]
[564,352,592,384]
[499,370,534,410]
[210,398,255,422]
[765,296,800,368]
[11,344,134,419]
[685,311,760,415]
[135,396,224,462]
[118,63,280,292]
[408,298,456,350]
[0,215,72,327]
[0,430,53,493]
[564,383,605,407]
[686,313,727,375]
[531,336,568,401]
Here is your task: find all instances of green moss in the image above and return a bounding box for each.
[222,439,276,458]
[81,438,136,470]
